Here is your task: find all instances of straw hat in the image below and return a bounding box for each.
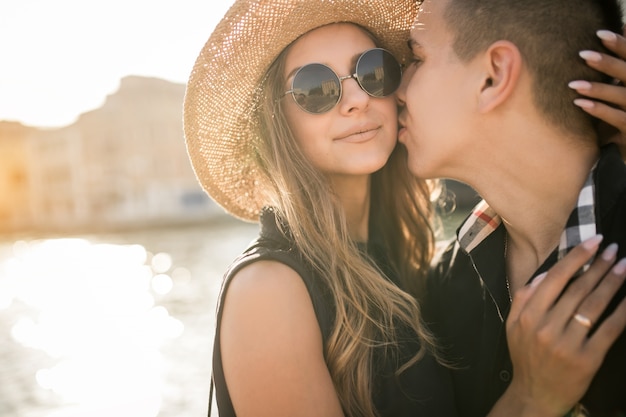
[183,0,418,222]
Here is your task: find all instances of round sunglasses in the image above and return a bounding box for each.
[282,48,402,114]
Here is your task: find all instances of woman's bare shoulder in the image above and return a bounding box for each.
[225,259,309,304]
[219,260,344,416]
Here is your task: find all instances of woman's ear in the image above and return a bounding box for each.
[477,40,522,113]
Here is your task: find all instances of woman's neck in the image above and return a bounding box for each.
[331,175,371,242]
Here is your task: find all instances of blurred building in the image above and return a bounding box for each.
[0,76,221,234]
[0,122,34,232]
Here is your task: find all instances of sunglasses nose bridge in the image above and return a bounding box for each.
[337,73,363,95]
[335,72,372,112]
[337,73,357,83]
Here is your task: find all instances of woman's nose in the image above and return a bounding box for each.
[337,75,370,114]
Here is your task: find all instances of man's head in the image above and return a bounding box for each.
[397,0,623,180]
[444,0,623,137]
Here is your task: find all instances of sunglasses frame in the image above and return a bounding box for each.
[282,48,402,114]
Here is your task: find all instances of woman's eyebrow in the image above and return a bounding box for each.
[285,50,365,80]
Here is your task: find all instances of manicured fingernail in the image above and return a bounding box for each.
[568,80,592,90]
[579,50,603,62]
[574,98,595,109]
[597,30,618,42]
[602,243,619,261]
[530,272,547,287]
[582,234,604,250]
[612,258,626,275]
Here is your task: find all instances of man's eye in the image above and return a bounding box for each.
[409,56,423,67]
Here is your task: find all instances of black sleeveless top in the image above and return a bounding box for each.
[211,207,457,417]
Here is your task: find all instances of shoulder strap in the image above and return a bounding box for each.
[208,376,214,416]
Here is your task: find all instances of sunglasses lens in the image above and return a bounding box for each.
[291,64,340,114]
[356,49,402,97]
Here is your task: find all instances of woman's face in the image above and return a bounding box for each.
[282,23,398,179]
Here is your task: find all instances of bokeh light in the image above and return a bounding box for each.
[1,238,183,417]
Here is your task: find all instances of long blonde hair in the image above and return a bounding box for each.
[252,26,440,417]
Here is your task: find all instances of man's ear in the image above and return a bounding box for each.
[477,40,522,113]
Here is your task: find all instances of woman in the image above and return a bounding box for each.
[183,1,626,416]
[186,2,451,415]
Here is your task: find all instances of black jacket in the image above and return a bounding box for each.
[424,144,626,417]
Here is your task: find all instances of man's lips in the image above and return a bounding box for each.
[397,120,408,143]
[397,113,407,130]
[397,113,408,143]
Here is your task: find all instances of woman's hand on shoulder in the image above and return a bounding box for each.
[570,28,626,159]
[489,236,626,417]
[220,260,344,417]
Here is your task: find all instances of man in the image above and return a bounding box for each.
[397,0,626,416]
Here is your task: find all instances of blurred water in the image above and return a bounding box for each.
[0,218,259,417]
[0,211,465,417]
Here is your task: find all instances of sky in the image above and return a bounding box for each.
[0,0,236,128]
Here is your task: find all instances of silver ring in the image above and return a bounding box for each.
[573,313,593,329]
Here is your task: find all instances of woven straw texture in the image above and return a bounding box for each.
[183,0,418,222]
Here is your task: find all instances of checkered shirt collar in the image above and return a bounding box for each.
[558,171,597,262]
[457,200,502,253]
[458,168,597,264]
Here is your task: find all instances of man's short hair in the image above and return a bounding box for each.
[443,0,624,139]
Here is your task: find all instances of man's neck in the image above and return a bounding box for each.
[464,132,599,294]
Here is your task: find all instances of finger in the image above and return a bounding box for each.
[597,30,626,66]
[548,243,619,331]
[523,235,603,315]
[508,271,547,324]
[584,292,626,363]
[567,256,626,340]
[579,50,626,84]
[573,98,626,135]
[569,81,626,108]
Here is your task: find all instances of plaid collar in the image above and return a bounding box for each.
[457,199,501,253]
[458,167,597,267]
[558,171,597,262]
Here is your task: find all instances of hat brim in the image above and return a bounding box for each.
[184,0,418,222]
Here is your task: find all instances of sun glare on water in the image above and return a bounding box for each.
[1,238,185,417]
